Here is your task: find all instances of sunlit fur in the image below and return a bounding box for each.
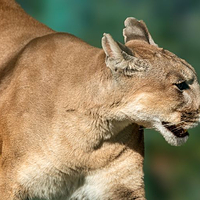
[0,1,200,200]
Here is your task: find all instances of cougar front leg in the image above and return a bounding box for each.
[0,165,26,200]
[70,153,146,200]
[109,185,145,200]
[0,179,20,200]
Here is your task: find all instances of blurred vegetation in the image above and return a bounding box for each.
[16,0,200,199]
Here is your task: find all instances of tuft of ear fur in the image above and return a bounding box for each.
[123,17,157,46]
[102,33,150,76]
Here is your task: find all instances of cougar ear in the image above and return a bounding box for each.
[102,33,150,75]
[101,33,126,61]
[123,17,157,46]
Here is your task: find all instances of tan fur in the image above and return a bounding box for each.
[0,1,199,200]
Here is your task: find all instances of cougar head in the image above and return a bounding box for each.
[102,17,200,146]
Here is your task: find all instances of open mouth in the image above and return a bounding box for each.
[162,122,189,138]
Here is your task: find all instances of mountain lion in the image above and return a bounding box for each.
[0,0,199,199]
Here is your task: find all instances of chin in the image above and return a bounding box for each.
[153,121,189,146]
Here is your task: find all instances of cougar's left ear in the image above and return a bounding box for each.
[123,17,157,46]
[102,33,149,75]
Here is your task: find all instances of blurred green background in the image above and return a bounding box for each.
[16,0,200,199]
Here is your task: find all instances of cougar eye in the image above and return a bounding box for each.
[174,81,189,91]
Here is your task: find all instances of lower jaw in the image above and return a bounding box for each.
[153,123,189,146]
[162,130,189,146]
[161,122,189,138]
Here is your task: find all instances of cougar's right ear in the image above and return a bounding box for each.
[102,33,150,76]
[123,17,157,46]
